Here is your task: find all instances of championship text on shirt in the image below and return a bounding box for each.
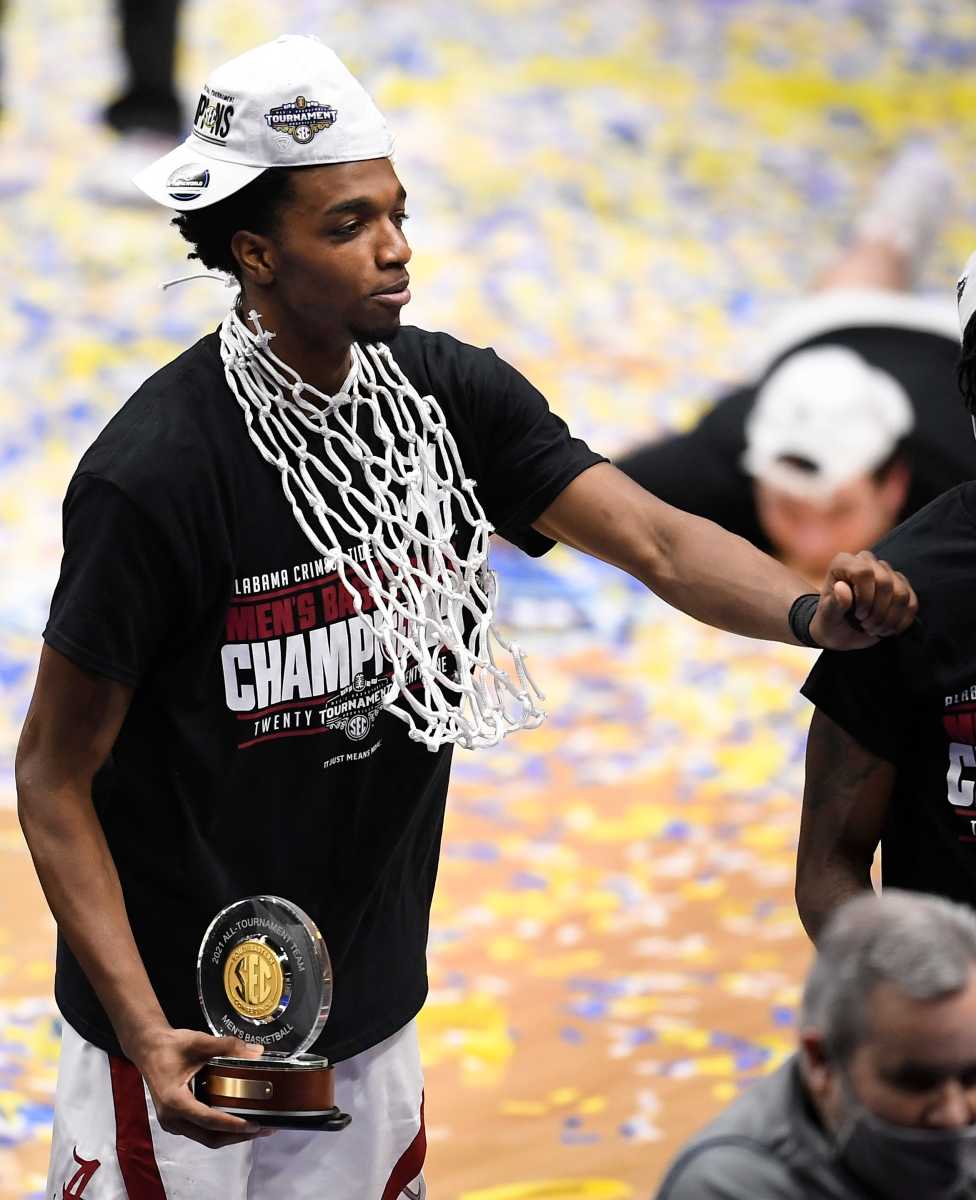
[232,545,372,596]
[223,552,458,749]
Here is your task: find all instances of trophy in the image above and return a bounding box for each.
[192,895,350,1130]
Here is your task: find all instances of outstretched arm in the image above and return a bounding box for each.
[533,463,916,648]
[795,708,893,942]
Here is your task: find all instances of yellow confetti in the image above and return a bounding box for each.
[461,1182,633,1200]
[500,1100,549,1117]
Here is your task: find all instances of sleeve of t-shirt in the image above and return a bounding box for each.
[466,347,607,556]
[800,628,918,765]
[799,491,942,766]
[655,1140,802,1200]
[43,473,194,687]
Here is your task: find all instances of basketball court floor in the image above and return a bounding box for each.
[2,2,975,1196]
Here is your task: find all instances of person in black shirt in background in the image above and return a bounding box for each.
[796,252,976,944]
[14,35,916,1200]
[617,145,969,585]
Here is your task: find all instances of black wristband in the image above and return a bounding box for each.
[788,593,822,649]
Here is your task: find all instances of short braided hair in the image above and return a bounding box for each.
[171,167,297,281]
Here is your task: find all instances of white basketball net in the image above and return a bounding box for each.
[219,305,546,751]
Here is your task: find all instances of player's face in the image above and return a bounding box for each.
[800,976,976,1197]
[848,979,976,1128]
[268,159,412,344]
[815,976,976,1131]
[754,466,909,583]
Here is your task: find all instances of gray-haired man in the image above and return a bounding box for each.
[654,892,976,1200]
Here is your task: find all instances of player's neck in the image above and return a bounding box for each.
[268,327,353,399]
[238,294,353,399]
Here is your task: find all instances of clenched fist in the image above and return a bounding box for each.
[810,550,917,650]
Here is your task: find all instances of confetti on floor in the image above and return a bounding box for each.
[3,1,976,1196]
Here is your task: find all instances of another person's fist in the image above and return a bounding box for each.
[810,550,917,651]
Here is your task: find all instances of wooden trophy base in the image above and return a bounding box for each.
[194,1054,351,1131]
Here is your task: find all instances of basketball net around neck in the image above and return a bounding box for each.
[218,305,545,751]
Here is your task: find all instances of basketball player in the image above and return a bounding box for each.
[16,35,916,1200]
[794,252,976,944]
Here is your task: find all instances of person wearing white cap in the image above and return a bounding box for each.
[794,256,976,952]
[617,143,970,584]
[16,34,915,1199]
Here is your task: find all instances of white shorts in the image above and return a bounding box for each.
[47,1019,427,1200]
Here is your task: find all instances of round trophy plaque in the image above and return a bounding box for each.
[192,896,350,1130]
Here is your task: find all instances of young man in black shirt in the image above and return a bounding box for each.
[617,146,968,584]
[796,255,976,943]
[16,35,917,1200]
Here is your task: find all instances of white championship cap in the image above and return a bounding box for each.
[133,34,393,211]
[741,346,914,499]
[958,250,976,338]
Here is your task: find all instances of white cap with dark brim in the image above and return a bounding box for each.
[742,346,915,500]
[133,34,393,211]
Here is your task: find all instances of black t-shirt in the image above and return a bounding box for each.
[616,326,973,549]
[44,325,603,1061]
[801,483,976,900]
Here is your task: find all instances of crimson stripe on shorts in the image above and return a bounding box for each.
[108,1055,168,1199]
[381,1094,427,1200]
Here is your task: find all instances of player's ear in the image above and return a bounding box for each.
[799,1029,833,1096]
[231,230,276,286]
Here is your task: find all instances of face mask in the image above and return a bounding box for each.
[835,1094,976,1199]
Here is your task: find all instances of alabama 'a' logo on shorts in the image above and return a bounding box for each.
[61,1146,100,1199]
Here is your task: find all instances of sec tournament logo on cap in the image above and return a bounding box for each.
[265,96,338,144]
